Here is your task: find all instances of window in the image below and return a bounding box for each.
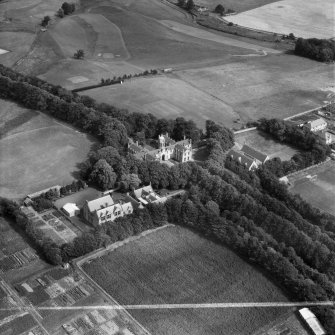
[107,214,111,219]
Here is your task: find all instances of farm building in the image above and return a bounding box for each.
[227,144,269,171]
[240,144,269,165]
[129,184,167,206]
[62,203,80,217]
[128,133,192,163]
[304,118,327,132]
[298,308,326,335]
[315,130,335,144]
[82,194,134,226]
[226,149,258,171]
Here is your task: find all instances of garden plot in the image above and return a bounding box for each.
[228,0,334,39]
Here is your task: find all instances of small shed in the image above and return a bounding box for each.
[62,203,80,217]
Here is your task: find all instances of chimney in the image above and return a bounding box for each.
[136,141,138,146]
[238,156,241,163]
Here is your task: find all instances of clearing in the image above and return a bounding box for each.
[289,160,335,216]
[235,129,299,161]
[83,225,290,335]
[0,99,96,199]
[228,0,334,39]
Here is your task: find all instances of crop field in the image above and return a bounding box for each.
[289,160,335,216]
[235,129,299,160]
[83,226,290,335]
[228,0,334,39]
[83,76,238,128]
[0,99,96,199]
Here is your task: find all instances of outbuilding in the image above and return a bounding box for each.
[62,203,80,217]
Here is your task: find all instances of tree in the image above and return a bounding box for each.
[214,4,225,15]
[185,0,195,11]
[41,16,51,27]
[89,159,117,190]
[57,8,64,18]
[74,49,84,59]
[178,0,186,7]
[61,2,75,15]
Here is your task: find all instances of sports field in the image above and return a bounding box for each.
[228,0,334,39]
[235,129,299,160]
[0,99,96,199]
[289,160,335,216]
[83,226,290,335]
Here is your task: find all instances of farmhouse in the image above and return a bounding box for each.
[82,194,133,226]
[304,118,327,132]
[129,184,167,206]
[128,133,192,163]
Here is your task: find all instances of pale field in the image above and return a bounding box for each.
[82,76,238,128]
[228,0,335,39]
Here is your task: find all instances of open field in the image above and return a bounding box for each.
[289,160,335,216]
[228,0,334,39]
[235,130,299,160]
[82,76,238,128]
[0,99,96,199]
[83,226,290,335]
[176,55,334,125]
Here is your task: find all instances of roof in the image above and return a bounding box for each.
[227,149,257,170]
[133,185,166,204]
[129,143,143,153]
[86,195,114,212]
[307,118,327,128]
[62,203,79,213]
[299,308,326,335]
[241,144,268,163]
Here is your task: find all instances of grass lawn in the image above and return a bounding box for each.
[235,129,299,160]
[0,100,96,199]
[83,226,290,335]
[289,161,335,216]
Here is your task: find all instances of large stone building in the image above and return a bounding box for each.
[304,118,327,132]
[227,144,269,171]
[82,194,133,226]
[128,133,192,163]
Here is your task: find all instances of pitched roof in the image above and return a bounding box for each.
[307,117,327,129]
[227,149,257,170]
[86,195,114,212]
[62,203,79,213]
[241,144,268,163]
